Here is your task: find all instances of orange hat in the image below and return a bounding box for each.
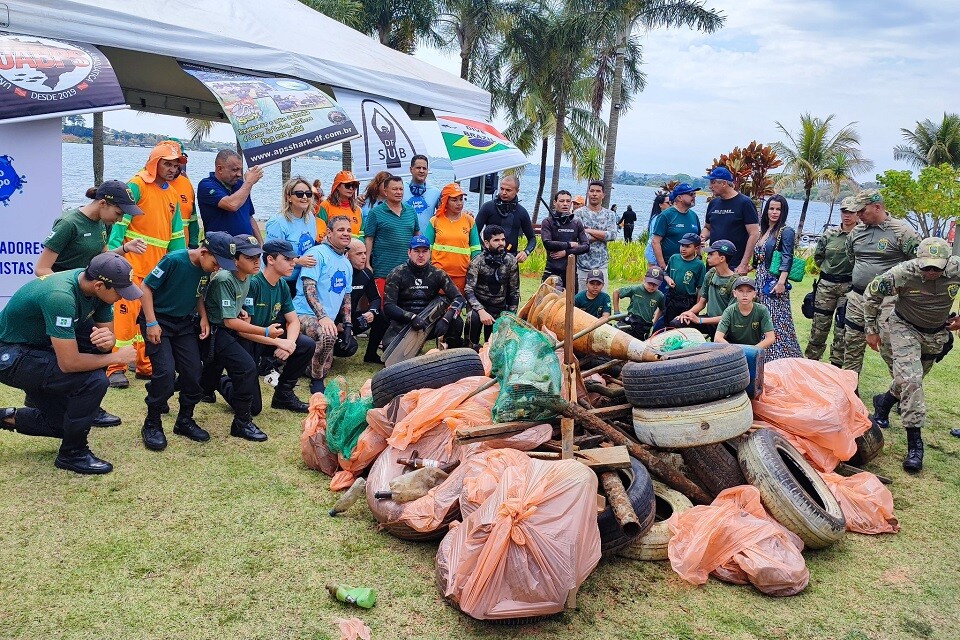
[436,182,466,219]
[573,194,585,206]
[330,170,360,200]
[137,141,187,184]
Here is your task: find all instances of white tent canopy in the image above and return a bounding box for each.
[4,0,490,121]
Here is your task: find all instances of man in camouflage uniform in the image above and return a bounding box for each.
[805,198,858,365]
[864,237,960,472]
[841,189,920,379]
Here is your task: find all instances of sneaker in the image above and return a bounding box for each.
[108,371,129,389]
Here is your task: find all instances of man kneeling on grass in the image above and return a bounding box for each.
[715,276,776,349]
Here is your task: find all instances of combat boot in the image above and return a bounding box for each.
[871,392,897,429]
[903,428,924,473]
[230,405,268,442]
[141,411,167,451]
[173,413,210,442]
[271,380,309,413]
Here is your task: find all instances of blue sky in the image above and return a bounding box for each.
[100,0,960,178]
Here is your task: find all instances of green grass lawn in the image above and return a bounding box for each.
[2,272,960,640]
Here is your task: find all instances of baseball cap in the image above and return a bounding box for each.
[155,141,187,164]
[409,235,431,250]
[679,232,702,246]
[839,196,858,212]
[586,268,605,284]
[644,266,664,285]
[917,237,950,270]
[96,180,143,216]
[202,231,239,270]
[708,239,737,260]
[847,189,883,213]
[669,183,698,201]
[86,253,142,300]
[262,238,298,259]
[233,234,263,256]
[733,275,757,290]
[704,166,734,182]
[573,195,585,206]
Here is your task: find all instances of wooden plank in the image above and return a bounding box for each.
[453,421,541,444]
[526,451,561,460]
[587,403,633,419]
[575,445,631,471]
[573,434,605,448]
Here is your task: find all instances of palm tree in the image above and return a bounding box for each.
[437,0,509,81]
[356,0,441,53]
[894,113,960,170]
[300,0,362,26]
[92,112,104,187]
[821,152,873,228]
[573,145,604,183]
[772,113,868,236]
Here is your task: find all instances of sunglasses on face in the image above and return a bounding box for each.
[292,190,313,198]
[920,266,944,272]
[341,184,358,190]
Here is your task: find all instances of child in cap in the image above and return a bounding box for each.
[674,239,739,339]
[715,276,776,348]
[613,267,665,340]
[664,232,706,325]
[574,269,611,320]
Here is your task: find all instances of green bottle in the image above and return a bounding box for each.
[326,582,377,609]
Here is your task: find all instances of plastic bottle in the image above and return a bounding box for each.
[329,477,366,517]
[326,582,377,609]
[373,467,449,503]
[398,449,460,473]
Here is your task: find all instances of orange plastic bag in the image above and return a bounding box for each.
[336,617,371,640]
[459,448,533,519]
[478,340,492,376]
[753,358,871,472]
[820,472,900,535]
[386,376,498,450]
[667,486,809,596]
[436,459,601,621]
[300,391,338,476]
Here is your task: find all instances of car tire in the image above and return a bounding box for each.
[631,392,753,449]
[622,345,749,408]
[370,348,485,408]
[617,481,693,561]
[597,456,656,556]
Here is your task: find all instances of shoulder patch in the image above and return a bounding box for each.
[151,266,164,278]
[948,283,959,299]
[55,316,73,328]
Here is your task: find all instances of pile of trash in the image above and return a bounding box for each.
[302,280,899,623]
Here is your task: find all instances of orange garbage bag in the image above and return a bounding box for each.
[436,459,601,621]
[336,617,371,640]
[459,448,533,519]
[300,391,338,476]
[478,340,492,376]
[820,472,900,535]
[753,358,871,472]
[386,376,498,450]
[667,486,809,596]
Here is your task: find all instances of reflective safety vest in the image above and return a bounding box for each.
[428,213,480,280]
[171,174,200,247]
[108,176,186,278]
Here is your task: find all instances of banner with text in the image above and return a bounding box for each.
[434,112,528,180]
[0,32,127,124]
[333,88,428,180]
[181,64,359,168]
[0,118,60,309]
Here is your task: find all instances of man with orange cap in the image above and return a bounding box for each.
[165,141,200,248]
[422,183,481,294]
[317,171,364,240]
[105,142,187,387]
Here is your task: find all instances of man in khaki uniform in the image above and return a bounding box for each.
[841,189,920,379]
[864,237,960,473]
[805,198,857,366]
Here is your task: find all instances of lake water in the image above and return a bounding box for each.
[60,143,837,242]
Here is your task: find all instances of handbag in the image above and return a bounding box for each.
[770,229,806,282]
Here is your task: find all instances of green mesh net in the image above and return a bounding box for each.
[488,313,562,422]
[659,334,701,352]
[325,376,373,459]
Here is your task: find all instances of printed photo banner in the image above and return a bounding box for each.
[434,112,528,180]
[333,88,428,180]
[181,63,359,167]
[0,32,127,124]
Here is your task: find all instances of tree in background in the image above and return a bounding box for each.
[877,164,960,239]
[573,145,604,183]
[707,141,782,206]
[821,151,872,228]
[773,113,868,236]
[894,113,960,170]
[437,0,509,81]
[355,0,441,53]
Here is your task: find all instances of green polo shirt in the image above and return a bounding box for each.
[204,269,251,326]
[617,285,665,323]
[701,267,737,317]
[362,202,420,279]
[143,250,210,317]
[718,303,773,345]
[574,290,611,319]
[0,269,112,347]
[45,208,108,271]
[244,272,295,326]
[667,253,707,296]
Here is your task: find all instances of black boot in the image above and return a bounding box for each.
[950,428,960,438]
[91,407,122,428]
[271,380,308,413]
[172,411,210,442]
[871,392,897,429]
[903,428,924,473]
[54,448,113,474]
[141,411,167,451]
[230,405,268,442]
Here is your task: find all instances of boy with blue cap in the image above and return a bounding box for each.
[663,232,706,325]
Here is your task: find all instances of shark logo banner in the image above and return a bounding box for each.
[434,112,528,180]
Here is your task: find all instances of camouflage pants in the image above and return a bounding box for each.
[298,315,339,380]
[841,291,894,374]
[804,279,851,366]
[885,314,948,430]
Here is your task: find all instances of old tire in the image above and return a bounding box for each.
[631,392,753,449]
[680,440,748,498]
[622,345,749,408]
[848,422,884,466]
[617,481,693,561]
[370,348,485,408]
[738,428,846,549]
[598,457,656,556]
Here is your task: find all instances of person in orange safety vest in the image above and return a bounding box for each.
[423,183,481,294]
[316,170,363,240]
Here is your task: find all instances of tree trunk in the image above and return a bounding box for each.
[341,141,352,171]
[825,199,836,230]
[533,137,549,224]
[601,31,627,208]
[93,111,104,187]
[549,108,567,206]
[796,186,812,237]
[281,159,291,184]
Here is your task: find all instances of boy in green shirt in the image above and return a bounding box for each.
[574,269,611,320]
[715,276,776,349]
[664,233,707,325]
[613,267,665,340]
[138,231,237,451]
[675,239,738,339]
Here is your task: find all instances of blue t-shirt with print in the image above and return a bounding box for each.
[265,213,316,284]
[404,182,442,232]
[651,206,701,265]
[293,242,353,318]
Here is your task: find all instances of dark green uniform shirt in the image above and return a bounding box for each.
[667,253,707,296]
[143,250,210,317]
[813,226,853,276]
[44,208,107,271]
[244,272,295,326]
[864,256,960,332]
[0,269,112,347]
[574,290,612,319]
[718,302,774,345]
[204,270,251,325]
[617,285,665,323]
[701,267,737,317]
[845,217,920,290]
[362,202,420,279]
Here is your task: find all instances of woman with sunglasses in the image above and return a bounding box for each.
[318,170,364,239]
[265,177,318,296]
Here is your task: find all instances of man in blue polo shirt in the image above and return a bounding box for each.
[651,182,701,270]
[197,150,265,243]
[702,166,760,275]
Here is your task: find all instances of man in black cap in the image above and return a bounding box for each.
[0,253,140,474]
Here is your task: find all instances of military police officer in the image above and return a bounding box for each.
[841,189,920,379]
[864,237,960,473]
[805,197,858,366]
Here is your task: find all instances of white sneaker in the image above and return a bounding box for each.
[263,369,280,387]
